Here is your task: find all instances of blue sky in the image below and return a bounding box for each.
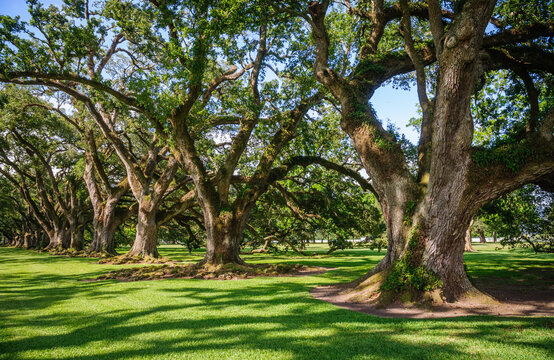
[1,0,421,143]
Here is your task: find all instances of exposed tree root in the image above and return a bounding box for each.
[86,263,330,282]
[318,269,498,307]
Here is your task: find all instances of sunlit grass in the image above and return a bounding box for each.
[0,243,552,359]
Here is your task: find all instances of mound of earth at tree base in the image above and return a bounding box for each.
[97,255,176,265]
[86,263,332,282]
[38,248,110,258]
[311,282,554,318]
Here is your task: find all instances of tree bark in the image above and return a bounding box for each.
[47,222,67,249]
[88,201,128,254]
[200,212,246,265]
[68,217,84,251]
[464,220,475,252]
[82,149,128,255]
[61,225,71,249]
[126,200,160,258]
[23,232,35,249]
[22,219,39,249]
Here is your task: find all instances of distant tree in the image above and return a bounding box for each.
[0,86,87,250]
[479,185,553,253]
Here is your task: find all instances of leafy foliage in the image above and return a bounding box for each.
[479,185,553,253]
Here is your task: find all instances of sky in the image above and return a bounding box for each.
[0,0,422,144]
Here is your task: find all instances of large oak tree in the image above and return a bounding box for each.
[281,0,554,302]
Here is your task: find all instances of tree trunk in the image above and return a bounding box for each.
[126,201,159,258]
[46,222,66,249]
[50,231,64,249]
[89,214,118,254]
[423,212,477,301]
[351,202,489,303]
[478,229,487,243]
[88,199,126,255]
[61,225,71,249]
[68,217,84,251]
[493,231,497,243]
[23,232,36,249]
[201,213,246,265]
[464,220,475,252]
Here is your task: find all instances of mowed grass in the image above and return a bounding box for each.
[0,243,552,360]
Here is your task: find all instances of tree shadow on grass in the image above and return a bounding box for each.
[1,279,552,360]
[0,247,552,359]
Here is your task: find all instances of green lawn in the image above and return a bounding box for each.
[0,244,552,359]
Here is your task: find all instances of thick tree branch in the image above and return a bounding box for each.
[0,72,142,111]
[267,155,379,201]
[202,64,253,103]
[483,23,554,48]
[399,0,433,181]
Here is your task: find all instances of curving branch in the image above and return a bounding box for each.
[267,155,379,201]
[202,64,253,104]
[0,72,142,111]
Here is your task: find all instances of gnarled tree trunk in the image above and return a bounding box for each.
[200,211,248,265]
[83,151,128,255]
[307,0,512,304]
[88,203,128,254]
[126,199,160,258]
[47,223,67,249]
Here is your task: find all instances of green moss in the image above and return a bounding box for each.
[353,59,386,77]
[364,123,394,151]
[403,201,417,226]
[472,141,535,173]
[381,228,442,294]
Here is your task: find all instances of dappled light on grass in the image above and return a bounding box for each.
[0,244,552,359]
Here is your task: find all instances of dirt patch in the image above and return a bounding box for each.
[311,282,554,318]
[85,263,332,282]
[98,255,176,265]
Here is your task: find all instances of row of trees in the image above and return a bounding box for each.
[1,0,552,303]
[0,84,380,255]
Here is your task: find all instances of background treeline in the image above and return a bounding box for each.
[0,85,386,255]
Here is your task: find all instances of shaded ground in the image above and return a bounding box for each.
[311,245,554,319]
[311,283,554,319]
[86,263,331,281]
